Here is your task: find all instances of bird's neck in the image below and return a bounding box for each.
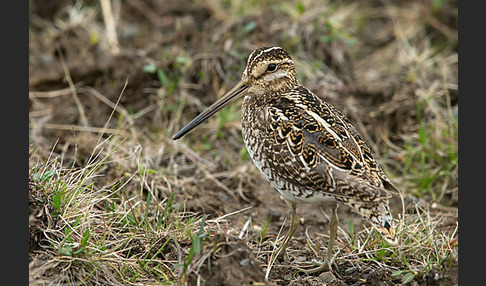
[243,82,302,107]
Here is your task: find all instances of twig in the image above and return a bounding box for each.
[29,87,78,98]
[84,86,135,128]
[28,123,127,135]
[57,46,89,128]
[88,78,129,164]
[100,0,120,55]
[238,217,252,239]
[207,206,252,223]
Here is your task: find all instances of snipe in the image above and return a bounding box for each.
[173,46,399,274]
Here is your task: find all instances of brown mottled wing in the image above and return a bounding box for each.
[264,86,398,199]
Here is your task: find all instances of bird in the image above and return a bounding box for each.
[173,46,399,273]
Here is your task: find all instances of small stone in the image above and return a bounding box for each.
[318,271,336,283]
[296,256,307,262]
[239,258,250,266]
[345,266,359,274]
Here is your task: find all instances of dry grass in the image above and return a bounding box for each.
[29,0,457,285]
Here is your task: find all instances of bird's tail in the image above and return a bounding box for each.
[340,198,398,245]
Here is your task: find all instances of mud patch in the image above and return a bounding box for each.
[186,233,266,286]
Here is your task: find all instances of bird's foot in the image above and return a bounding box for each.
[294,259,331,274]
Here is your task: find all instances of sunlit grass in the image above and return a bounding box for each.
[29,143,207,285]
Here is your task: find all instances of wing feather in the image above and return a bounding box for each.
[260,86,398,200]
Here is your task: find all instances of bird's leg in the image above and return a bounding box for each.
[297,204,339,274]
[325,204,339,267]
[269,200,298,265]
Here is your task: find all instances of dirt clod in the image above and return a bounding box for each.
[187,234,266,286]
[318,271,336,283]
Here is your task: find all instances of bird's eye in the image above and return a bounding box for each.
[267,63,277,72]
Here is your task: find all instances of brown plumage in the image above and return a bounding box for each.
[174,46,399,273]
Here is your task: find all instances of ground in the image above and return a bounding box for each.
[29,0,457,285]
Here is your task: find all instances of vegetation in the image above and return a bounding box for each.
[29,0,457,285]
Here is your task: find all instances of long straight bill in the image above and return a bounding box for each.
[173,80,248,140]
